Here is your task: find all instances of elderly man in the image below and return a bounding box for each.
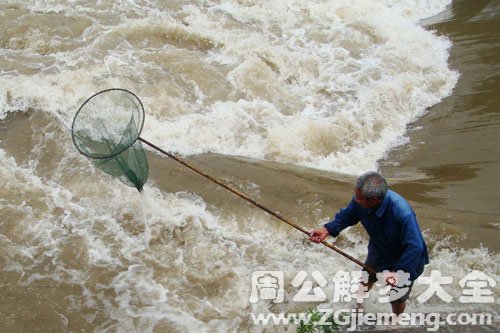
[309,171,429,315]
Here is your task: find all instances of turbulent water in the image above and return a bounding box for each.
[0,0,498,332]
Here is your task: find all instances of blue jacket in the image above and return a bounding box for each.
[324,190,429,280]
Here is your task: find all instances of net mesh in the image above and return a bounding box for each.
[72,89,149,192]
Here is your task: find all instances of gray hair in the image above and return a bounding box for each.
[355,171,387,200]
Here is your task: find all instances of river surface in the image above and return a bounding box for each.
[0,0,498,332]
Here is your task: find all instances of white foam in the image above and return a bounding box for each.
[1,0,457,175]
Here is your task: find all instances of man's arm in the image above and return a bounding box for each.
[309,198,360,243]
[394,213,426,280]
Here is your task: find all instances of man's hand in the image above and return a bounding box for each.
[378,271,403,287]
[309,227,329,243]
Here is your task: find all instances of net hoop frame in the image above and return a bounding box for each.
[71,88,146,160]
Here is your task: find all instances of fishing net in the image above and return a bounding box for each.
[71,88,148,192]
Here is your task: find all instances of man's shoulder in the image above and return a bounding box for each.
[386,190,407,202]
[386,190,414,216]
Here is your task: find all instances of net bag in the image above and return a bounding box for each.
[71,89,149,192]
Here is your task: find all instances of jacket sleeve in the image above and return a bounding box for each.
[324,198,360,237]
[394,213,425,280]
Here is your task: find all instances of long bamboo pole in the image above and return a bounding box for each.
[139,137,377,275]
